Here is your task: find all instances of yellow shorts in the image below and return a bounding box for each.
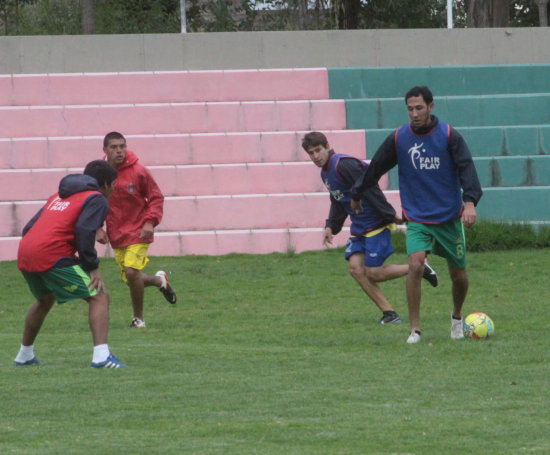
[114,243,150,283]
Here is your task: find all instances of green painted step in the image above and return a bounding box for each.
[365,125,550,159]
[477,187,550,222]
[328,65,550,99]
[382,156,550,191]
[346,94,550,130]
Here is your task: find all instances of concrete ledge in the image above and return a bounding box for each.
[1,28,549,74]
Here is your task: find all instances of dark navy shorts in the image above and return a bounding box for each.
[344,227,394,267]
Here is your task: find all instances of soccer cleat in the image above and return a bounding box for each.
[407,330,421,344]
[451,314,465,339]
[155,270,177,304]
[91,353,127,369]
[379,310,402,325]
[130,317,146,328]
[423,259,439,287]
[13,356,41,366]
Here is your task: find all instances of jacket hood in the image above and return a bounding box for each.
[117,149,139,171]
[58,174,100,199]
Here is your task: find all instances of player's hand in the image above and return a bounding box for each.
[322,227,334,247]
[96,227,109,245]
[350,199,363,214]
[462,202,477,228]
[140,221,154,240]
[88,269,106,293]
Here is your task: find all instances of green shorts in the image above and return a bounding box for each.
[406,219,467,269]
[22,265,97,304]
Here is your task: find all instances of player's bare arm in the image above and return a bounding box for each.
[322,227,334,247]
[140,221,155,240]
[88,268,106,293]
[96,227,109,244]
[350,199,362,214]
[462,201,476,228]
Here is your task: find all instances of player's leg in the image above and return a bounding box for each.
[124,266,146,322]
[21,293,56,347]
[87,292,126,368]
[449,266,468,315]
[404,222,434,342]
[348,252,394,312]
[346,235,400,323]
[406,250,426,332]
[363,228,407,282]
[432,219,468,339]
[14,295,55,365]
[87,291,109,346]
[14,272,55,365]
[116,244,151,326]
[118,243,176,326]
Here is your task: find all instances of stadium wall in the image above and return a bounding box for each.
[1,27,550,74]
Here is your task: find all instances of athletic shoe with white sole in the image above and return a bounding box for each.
[379,310,402,325]
[423,260,439,287]
[155,270,177,304]
[407,330,421,344]
[451,314,465,339]
[90,353,127,369]
[13,356,41,366]
[130,317,146,328]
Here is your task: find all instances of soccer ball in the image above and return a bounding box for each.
[463,312,494,340]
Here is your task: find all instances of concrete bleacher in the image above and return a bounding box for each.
[0,69,390,260]
[329,64,550,224]
[4,63,547,261]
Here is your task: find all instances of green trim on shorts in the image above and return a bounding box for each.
[22,265,97,304]
[406,219,467,269]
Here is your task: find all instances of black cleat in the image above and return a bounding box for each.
[423,260,439,287]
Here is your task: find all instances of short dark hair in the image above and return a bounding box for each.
[405,86,434,105]
[84,160,118,187]
[301,131,329,151]
[103,131,126,148]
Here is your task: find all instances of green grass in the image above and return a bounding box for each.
[1,249,549,454]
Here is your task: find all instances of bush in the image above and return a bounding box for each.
[391,220,550,254]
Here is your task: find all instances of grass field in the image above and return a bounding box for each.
[1,248,549,454]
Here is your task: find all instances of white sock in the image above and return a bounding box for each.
[15,344,35,363]
[92,344,110,364]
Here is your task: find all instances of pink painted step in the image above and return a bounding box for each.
[0,227,352,261]
[0,192,402,238]
[0,100,346,138]
[0,69,329,106]
[0,163,388,201]
[0,130,366,169]
[147,228,353,256]
[159,192,402,232]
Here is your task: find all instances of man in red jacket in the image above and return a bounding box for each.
[97,132,177,328]
[14,160,126,368]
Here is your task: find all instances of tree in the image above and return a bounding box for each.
[465,0,510,27]
[332,0,362,29]
[81,0,94,33]
[537,0,549,26]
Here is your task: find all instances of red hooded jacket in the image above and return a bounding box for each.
[106,150,164,249]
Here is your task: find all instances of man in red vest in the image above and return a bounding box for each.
[14,160,126,368]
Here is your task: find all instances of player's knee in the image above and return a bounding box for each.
[409,260,424,278]
[124,267,139,282]
[365,266,382,281]
[450,267,468,284]
[348,263,364,279]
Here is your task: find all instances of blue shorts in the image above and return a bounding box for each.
[344,228,394,267]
